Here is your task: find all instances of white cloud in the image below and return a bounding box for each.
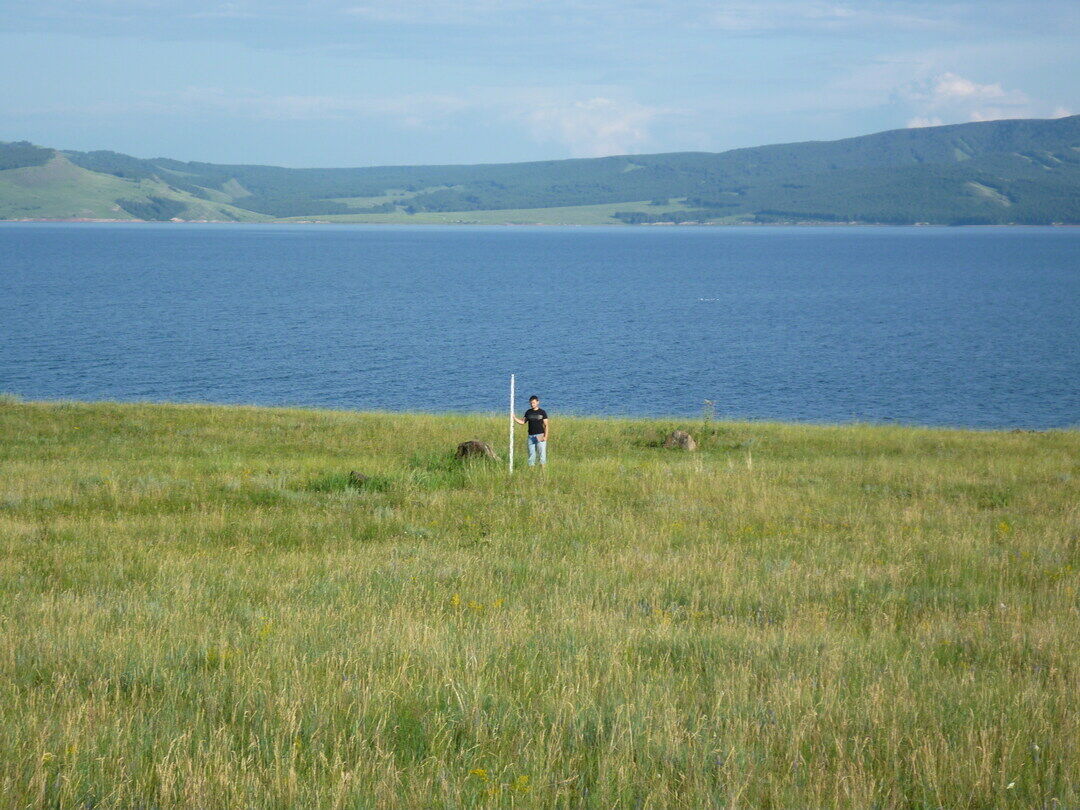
[907,72,1011,104]
[906,116,943,128]
[14,86,475,128]
[167,87,472,124]
[20,84,670,158]
[523,97,661,157]
[967,108,1033,122]
[188,3,253,19]
[342,1,532,24]
[708,1,952,33]
[1051,105,1073,118]
[899,71,1036,124]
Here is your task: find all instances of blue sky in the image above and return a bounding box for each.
[2,1,1077,167]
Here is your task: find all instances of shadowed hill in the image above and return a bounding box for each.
[2,115,1078,223]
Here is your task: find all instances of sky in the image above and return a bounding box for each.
[2,1,1077,167]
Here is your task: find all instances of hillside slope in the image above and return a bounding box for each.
[0,149,267,222]
[2,115,1078,223]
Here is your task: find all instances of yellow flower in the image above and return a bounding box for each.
[450,593,461,607]
[469,768,489,781]
[512,775,531,793]
[41,752,55,764]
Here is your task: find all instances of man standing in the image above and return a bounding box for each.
[514,395,549,467]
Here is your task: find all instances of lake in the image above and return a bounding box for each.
[1,223,1077,428]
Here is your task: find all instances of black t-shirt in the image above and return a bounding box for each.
[524,408,548,435]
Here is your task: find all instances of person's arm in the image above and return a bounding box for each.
[542,417,549,441]
[514,415,526,425]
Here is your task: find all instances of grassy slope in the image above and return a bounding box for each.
[0,156,140,219]
[0,155,268,221]
[1,398,1076,807]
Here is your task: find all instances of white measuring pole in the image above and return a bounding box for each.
[508,373,515,474]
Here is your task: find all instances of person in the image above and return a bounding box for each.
[514,395,549,466]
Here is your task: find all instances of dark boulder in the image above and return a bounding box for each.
[456,440,499,461]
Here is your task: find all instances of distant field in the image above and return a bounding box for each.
[1,399,1076,807]
[282,200,706,225]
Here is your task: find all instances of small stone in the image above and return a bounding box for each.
[663,430,697,451]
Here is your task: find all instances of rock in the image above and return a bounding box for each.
[663,430,697,451]
[347,471,370,488]
[456,440,498,461]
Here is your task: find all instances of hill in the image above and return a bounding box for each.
[2,115,1079,224]
[0,398,1076,805]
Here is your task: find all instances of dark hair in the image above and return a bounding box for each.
[529,395,539,402]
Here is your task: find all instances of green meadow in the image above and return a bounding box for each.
[280,200,706,226]
[1,398,1076,807]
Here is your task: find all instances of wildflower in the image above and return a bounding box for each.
[469,768,489,781]
[492,598,504,609]
[41,752,54,764]
[450,593,461,608]
[513,775,531,793]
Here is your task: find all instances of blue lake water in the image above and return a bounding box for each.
[1,222,1077,428]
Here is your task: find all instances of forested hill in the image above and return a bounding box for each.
[2,115,1079,224]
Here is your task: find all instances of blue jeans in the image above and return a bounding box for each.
[527,433,547,466]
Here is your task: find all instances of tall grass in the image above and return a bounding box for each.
[0,400,1076,807]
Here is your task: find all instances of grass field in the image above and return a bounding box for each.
[280,200,702,226]
[0,398,1076,807]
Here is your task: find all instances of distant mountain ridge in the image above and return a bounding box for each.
[2,115,1078,224]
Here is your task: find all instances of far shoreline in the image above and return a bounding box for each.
[2,395,1074,434]
[2,218,1078,228]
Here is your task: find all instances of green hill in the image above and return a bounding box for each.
[2,115,1079,224]
[1,398,1077,805]
[0,148,267,222]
